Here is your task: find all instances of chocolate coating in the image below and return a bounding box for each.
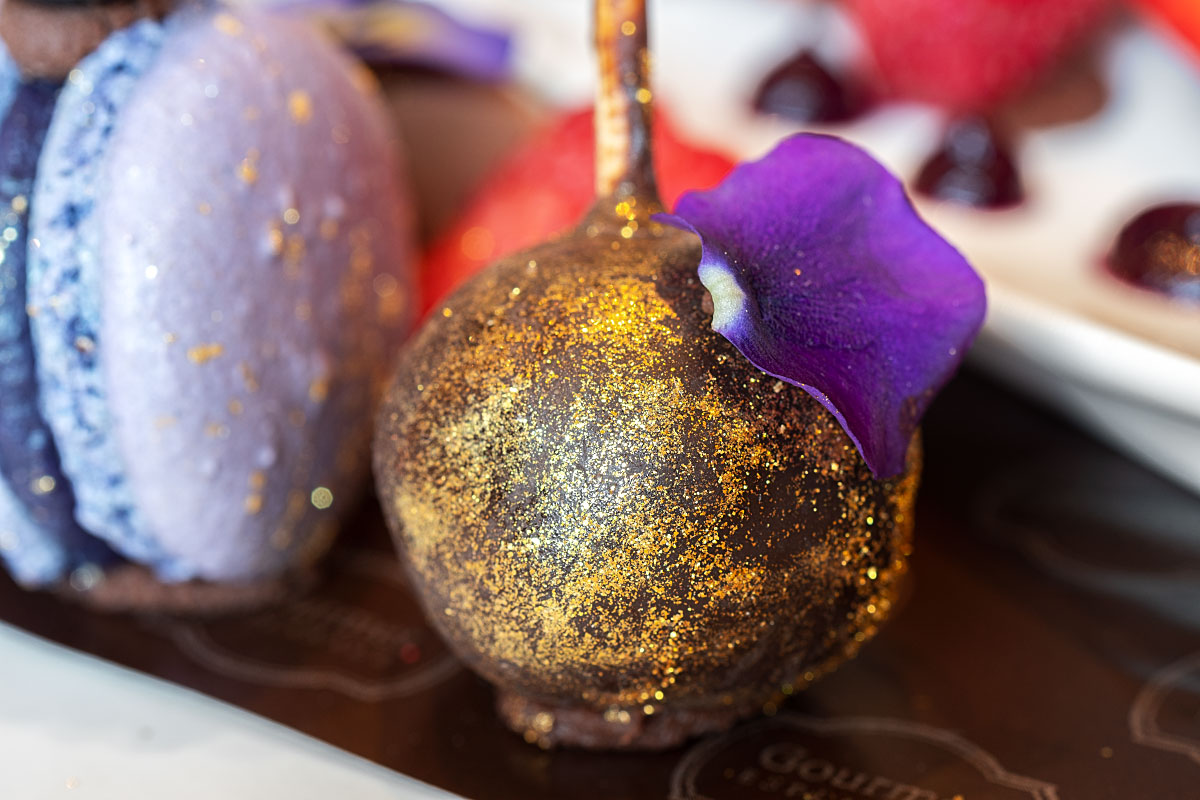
[374,211,918,749]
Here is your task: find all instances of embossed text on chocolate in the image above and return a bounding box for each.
[671,715,1059,800]
[726,742,942,799]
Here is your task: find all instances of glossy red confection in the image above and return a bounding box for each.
[842,0,1115,112]
[418,107,734,315]
[1135,0,1200,60]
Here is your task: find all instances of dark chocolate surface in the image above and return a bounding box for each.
[2,370,1200,798]
[375,219,917,747]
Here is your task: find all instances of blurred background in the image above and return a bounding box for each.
[313,0,1200,495]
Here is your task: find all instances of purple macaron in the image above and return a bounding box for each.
[1,4,414,590]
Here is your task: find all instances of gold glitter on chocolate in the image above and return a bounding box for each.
[374,216,919,746]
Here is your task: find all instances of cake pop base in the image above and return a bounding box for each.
[496,690,754,751]
[0,0,172,80]
[61,563,319,617]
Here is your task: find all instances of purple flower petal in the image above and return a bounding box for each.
[656,134,985,479]
[270,0,512,82]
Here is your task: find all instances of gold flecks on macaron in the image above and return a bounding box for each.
[213,12,245,37]
[243,471,267,515]
[287,90,313,124]
[187,342,225,364]
[239,362,260,393]
[237,149,260,185]
[284,234,305,276]
[204,422,231,439]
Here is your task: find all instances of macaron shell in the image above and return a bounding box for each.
[0,44,83,586]
[27,20,174,573]
[0,76,97,575]
[0,42,15,115]
[0,459,66,586]
[98,8,413,581]
[0,46,62,586]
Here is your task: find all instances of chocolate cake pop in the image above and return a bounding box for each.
[0,1,414,611]
[375,0,984,749]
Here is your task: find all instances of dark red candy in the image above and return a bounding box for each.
[1108,203,1200,303]
[753,49,866,124]
[914,116,1023,209]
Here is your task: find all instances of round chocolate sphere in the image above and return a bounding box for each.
[374,213,918,749]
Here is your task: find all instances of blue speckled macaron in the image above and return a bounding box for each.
[0,4,414,590]
[27,20,172,579]
[0,48,115,586]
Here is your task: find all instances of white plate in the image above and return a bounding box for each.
[0,622,457,800]
[433,0,1200,493]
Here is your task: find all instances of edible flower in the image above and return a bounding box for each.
[658,134,986,478]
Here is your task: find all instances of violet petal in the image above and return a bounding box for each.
[656,134,985,478]
[271,0,512,82]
